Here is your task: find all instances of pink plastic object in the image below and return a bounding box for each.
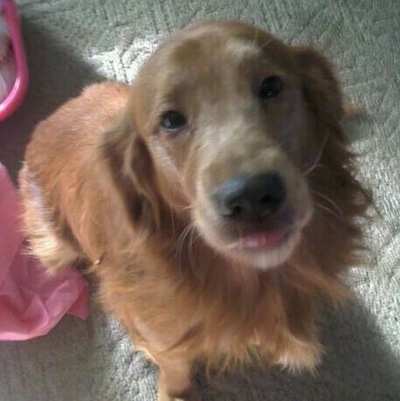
[0,0,28,121]
[0,162,89,341]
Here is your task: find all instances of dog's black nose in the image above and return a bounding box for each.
[214,172,286,221]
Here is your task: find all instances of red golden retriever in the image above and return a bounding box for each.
[19,20,371,401]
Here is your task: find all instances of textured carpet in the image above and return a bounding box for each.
[0,0,399,400]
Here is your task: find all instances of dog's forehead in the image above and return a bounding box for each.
[148,30,290,97]
[169,35,259,66]
[160,27,279,73]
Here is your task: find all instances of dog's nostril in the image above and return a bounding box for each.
[218,197,243,217]
[260,194,274,204]
[215,172,286,221]
[226,203,243,217]
[259,178,286,205]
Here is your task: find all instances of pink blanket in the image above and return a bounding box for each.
[0,162,88,340]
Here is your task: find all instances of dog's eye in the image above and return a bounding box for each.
[259,76,284,98]
[160,111,187,133]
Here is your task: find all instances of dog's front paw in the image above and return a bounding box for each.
[158,387,202,401]
[276,339,323,373]
[159,393,202,401]
[162,398,202,401]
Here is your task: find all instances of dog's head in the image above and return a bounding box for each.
[106,21,351,270]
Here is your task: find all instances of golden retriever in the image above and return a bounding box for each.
[19,20,371,401]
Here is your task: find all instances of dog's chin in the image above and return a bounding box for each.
[195,217,303,270]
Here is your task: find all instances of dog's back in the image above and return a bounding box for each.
[19,82,130,270]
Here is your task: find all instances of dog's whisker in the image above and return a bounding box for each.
[175,225,190,272]
[302,133,329,176]
[169,207,176,237]
[188,224,204,281]
[179,204,193,212]
[312,191,343,216]
[175,224,192,252]
[257,37,274,52]
[314,202,342,219]
[303,162,322,176]
[175,222,197,274]
[251,28,260,48]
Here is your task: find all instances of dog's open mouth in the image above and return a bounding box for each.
[194,203,311,269]
[237,227,290,250]
[193,211,303,269]
[216,223,300,269]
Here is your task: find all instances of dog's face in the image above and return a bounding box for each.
[125,21,343,269]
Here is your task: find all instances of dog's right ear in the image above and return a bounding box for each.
[294,47,345,126]
[101,115,162,236]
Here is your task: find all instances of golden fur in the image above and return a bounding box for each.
[19,21,371,401]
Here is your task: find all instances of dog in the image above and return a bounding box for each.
[19,20,371,401]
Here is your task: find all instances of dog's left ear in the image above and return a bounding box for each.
[294,47,344,128]
[100,115,162,237]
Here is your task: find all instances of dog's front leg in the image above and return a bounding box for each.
[155,352,201,401]
[125,321,201,400]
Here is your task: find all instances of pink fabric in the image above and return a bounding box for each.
[0,162,89,340]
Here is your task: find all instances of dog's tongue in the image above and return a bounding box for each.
[240,229,285,249]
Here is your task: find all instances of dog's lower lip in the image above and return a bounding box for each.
[239,229,288,250]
